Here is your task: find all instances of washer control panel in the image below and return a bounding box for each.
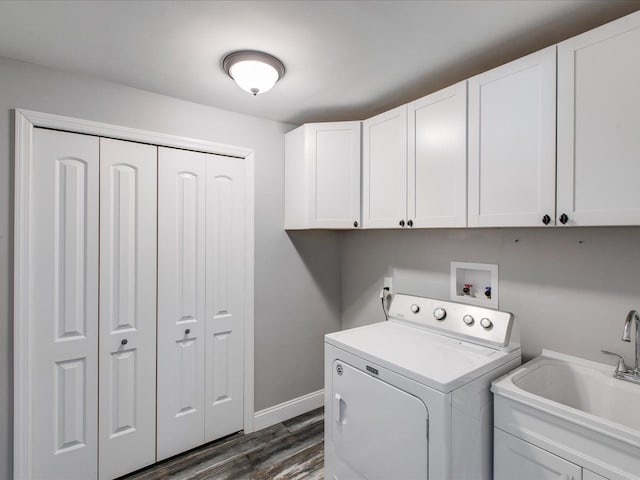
[388,294,514,347]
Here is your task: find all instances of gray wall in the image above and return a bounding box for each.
[342,227,640,365]
[0,56,341,477]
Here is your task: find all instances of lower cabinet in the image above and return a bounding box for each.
[495,429,581,479]
[495,429,610,480]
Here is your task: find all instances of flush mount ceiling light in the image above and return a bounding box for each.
[223,50,285,96]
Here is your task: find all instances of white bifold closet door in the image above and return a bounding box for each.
[157,147,245,460]
[29,130,157,480]
[98,138,157,479]
[30,128,100,479]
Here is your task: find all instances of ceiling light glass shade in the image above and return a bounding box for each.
[229,60,279,95]
[223,51,285,96]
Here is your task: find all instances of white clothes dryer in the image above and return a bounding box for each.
[324,294,521,480]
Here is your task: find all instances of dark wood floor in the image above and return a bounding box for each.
[122,408,324,480]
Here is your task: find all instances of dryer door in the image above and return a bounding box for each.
[332,360,429,479]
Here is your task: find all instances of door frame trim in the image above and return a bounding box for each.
[13,109,256,478]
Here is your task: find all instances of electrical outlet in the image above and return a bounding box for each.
[383,277,392,293]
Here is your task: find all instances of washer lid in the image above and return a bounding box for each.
[325,320,520,393]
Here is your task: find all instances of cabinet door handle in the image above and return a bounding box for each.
[542,215,551,225]
[559,213,569,225]
[353,220,358,228]
[185,328,191,335]
[121,339,128,346]
[399,219,405,227]
[407,219,413,227]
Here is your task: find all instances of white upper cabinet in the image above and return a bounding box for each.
[285,121,361,229]
[557,11,640,226]
[363,105,408,228]
[468,46,556,227]
[408,81,467,228]
[284,13,640,231]
[363,84,467,230]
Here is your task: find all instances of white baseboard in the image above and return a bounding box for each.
[253,389,324,431]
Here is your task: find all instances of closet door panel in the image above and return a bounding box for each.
[99,138,157,479]
[205,157,245,441]
[30,128,99,479]
[157,147,207,460]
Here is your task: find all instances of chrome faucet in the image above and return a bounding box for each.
[622,309,640,374]
[601,309,640,385]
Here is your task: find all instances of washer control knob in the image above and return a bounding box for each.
[463,314,474,326]
[480,318,493,329]
[410,304,420,314]
[433,307,447,321]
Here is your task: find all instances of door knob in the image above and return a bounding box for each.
[559,213,569,224]
[542,215,551,225]
[353,220,358,228]
[407,219,413,227]
[399,219,405,227]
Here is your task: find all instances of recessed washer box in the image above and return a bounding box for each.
[450,261,498,309]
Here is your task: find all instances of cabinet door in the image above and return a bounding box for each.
[284,125,308,229]
[408,81,467,228]
[557,12,640,226]
[204,155,246,441]
[30,129,99,479]
[363,105,408,228]
[99,139,157,479]
[308,122,361,228]
[468,46,556,227]
[157,147,207,460]
[494,429,582,480]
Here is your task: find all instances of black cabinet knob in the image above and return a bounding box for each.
[559,213,569,225]
[121,339,128,346]
[542,215,551,225]
[185,329,191,335]
[407,219,413,227]
[399,220,405,227]
[353,221,358,228]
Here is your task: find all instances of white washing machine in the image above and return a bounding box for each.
[324,294,521,480]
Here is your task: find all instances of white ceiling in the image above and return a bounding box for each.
[0,0,637,125]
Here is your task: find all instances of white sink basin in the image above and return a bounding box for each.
[492,350,640,478]
[511,353,640,431]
